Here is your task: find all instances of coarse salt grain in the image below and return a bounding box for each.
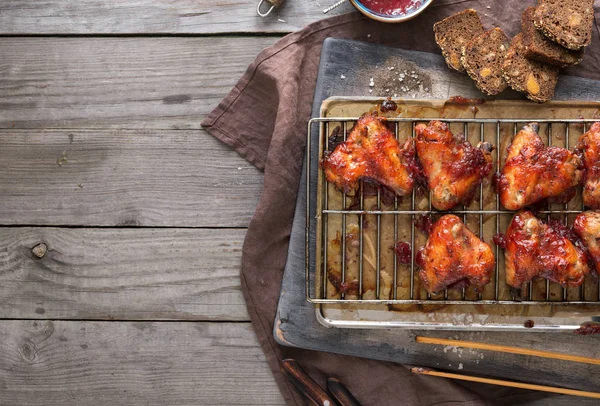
[458,363,464,370]
[340,74,346,79]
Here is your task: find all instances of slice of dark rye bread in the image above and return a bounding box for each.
[461,28,510,95]
[502,34,559,103]
[521,6,583,67]
[434,9,485,72]
[533,0,594,51]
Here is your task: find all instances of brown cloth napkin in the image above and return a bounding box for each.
[202,2,600,405]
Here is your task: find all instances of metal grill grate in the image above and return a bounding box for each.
[306,117,600,306]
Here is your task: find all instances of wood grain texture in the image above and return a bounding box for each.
[0,37,275,129]
[0,0,352,35]
[0,129,262,227]
[0,320,285,405]
[0,227,249,321]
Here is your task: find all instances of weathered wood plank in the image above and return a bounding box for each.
[0,0,351,35]
[0,37,275,129]
[0,320,285,405]
[0,227,249,321]
[0,129,262,227]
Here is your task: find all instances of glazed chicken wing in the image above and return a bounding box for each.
[415,121,493,210]
[574,210,600,273]
[505,211,589,288]
[577,122,600,209]
[322,114,415,196]
[499,123,583,210]
[417,215,494,294]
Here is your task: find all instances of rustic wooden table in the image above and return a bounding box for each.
[0,1,354,404]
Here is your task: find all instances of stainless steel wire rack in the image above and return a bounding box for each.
[306,116,600,306]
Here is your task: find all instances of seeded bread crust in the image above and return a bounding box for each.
[461,28,510,95]
[533,0,594,51]
[521,6,583,67]
[502,34,559,103]
[434,9,485,72]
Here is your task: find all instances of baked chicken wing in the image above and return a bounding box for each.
[574,210,600,273]
[322,114,415,196]
[505,210,589,288]
[576,122,600,209]
[415,120,493,210]
[498,123,583,210]
[417,214,494,294]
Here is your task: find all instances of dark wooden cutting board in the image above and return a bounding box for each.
[274,38,600,399]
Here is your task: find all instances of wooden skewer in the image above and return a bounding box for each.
[327,378,362,406]
[415,336,600,366]
[411,367,600,400]
[281,359,338,406]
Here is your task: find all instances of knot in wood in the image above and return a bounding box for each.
[19,341,36,363]
[32,243,47,259]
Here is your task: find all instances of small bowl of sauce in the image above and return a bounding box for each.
[350,0,433,22]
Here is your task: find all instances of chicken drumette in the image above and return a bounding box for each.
[504,211,589,288]
[574,210,600,274]
[415,121,493,210]
[417,215,494,294]
[576,122,600,209]
[498,123,583,210]
[322,114,415,196]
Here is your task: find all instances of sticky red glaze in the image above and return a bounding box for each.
[492,172,502,195]
[547,219,578,243]
[500,124,583,210]
[449,96,485,105]
[401,145,427,188]
[322,114,415,196]
[504,211,589,288]
[414,214,434,235]
[415,121,493,210]
[449,141,493,180]
[574,323,600,335]
[493,233,507,249]
[380,99,398,112]
[358,0,425,16]
[394,241,412,264]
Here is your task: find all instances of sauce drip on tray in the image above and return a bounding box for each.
[357,0,425,16]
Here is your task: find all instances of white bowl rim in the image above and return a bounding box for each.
[349,0,434,23]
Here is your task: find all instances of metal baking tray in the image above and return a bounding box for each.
[305,97,600,331]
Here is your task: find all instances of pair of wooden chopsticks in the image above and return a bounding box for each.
[281,359,362,406]
[413,336,600,400]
